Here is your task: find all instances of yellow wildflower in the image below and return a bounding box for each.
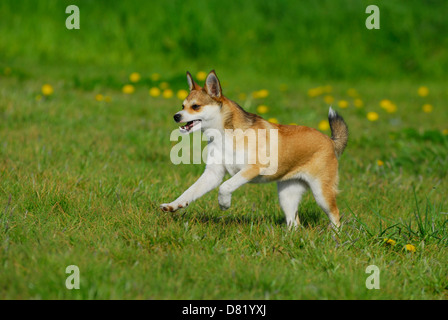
[42,84,54,96]
[385,103,397,113]
[442,129,448,136]
[149,87,161,97]
[95,94,104,101]
[384,239,396,246]
[196,71,207,81]
[367,112,379,121]
[377,160,384,166]
[380,99,392,109]
[417,86,429,97]
[252,89,269,99]
[268,118,278,124]
[177,89,189,100]
[318,120,330,131]
[338,100,349,108]
[129,72,141,83]
[307,87,324,98]
[162,89,173,99]
[404,244,416,253]
[422,104,433,113]
[256,105,269,114]
[122,84,135,94]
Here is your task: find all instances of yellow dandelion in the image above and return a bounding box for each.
[104,96,111,103]
[129,72,141,83]
[324,95,334,104]
[367,112,379,121]
[380,99,392,109]
[268,118,278,124]
[377,160,384,166]
[256,105,269,114]
[442,129,448,136]
[307,87,324,98]
[354,99,363,108]
[196,71,207,81]
[385,103,397,113]
[384,239,396,246]
[347,88,358,97]
[159,82,169,90]
[122,84,135,94]
[422,104,433,113]
[149,87,161,97]
[404,244,416,253]
[177,89,189,100]
[95,94,104,101]
[318,120,330,131]
[41,84,54,96]
[162,89,173,99]
[417,86,429,97]
[338,100,349,108]
[289,123,298,126]
[252,89,269,99]
[151,73,161,81]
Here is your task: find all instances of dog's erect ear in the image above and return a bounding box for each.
[204,70,222,99]
[186,71,200,91]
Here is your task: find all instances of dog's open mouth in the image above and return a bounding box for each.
[179,119,202,133]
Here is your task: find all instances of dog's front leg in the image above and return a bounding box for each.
[160,164,226,212]
[218,166,260,210]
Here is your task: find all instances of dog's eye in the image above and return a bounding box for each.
[192,104,201,110]
[182,105,185,110]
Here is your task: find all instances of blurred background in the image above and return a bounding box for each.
[1,0,448,83]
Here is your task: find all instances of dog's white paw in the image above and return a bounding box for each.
[218,193,231,211]
[160,201,189,212]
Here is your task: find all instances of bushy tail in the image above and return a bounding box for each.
[328,107,348,158]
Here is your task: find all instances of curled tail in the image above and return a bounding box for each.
[328,107,348,158]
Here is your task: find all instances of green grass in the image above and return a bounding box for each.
[1,67,447,299]
[0,0,448,300]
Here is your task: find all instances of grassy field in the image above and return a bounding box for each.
[1,1,447,299]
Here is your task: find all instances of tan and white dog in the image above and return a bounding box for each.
[160,70,348,228]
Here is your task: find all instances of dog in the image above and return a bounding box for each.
[160,70,348,228]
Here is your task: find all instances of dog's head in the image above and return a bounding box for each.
[174,70,223,134]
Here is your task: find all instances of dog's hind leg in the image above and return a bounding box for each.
[277,180,308,228]
[308,176,341,228]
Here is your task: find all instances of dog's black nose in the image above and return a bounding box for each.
[173,114,182,122]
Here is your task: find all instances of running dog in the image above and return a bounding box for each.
[160,70,348,228]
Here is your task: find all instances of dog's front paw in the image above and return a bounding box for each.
[218,193,231,211]
[160,201,189,212]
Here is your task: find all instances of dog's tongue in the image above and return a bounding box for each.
[181,121,194,131]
